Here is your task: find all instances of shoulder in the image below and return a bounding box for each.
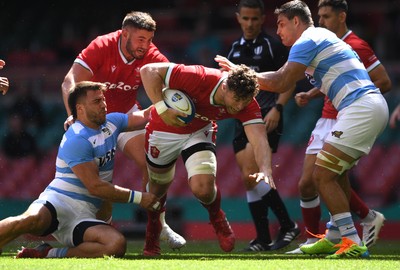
[344,31,373,51]
[88,30,120,49]
[145,43,169,63]
[106,113,128,128]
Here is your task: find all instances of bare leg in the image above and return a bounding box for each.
[0,203,52,249]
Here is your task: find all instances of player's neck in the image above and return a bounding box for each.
[77,118,100,130]
[336,25,348,40]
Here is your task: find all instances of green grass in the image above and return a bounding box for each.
[1,239,400,270]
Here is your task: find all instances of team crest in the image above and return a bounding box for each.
[150,146,160,158]
[307,134,314,146]
[331,130,343,138]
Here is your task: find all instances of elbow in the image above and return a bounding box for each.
[86,184,104,199]
[380,79,392,94]
[140,63,153,78]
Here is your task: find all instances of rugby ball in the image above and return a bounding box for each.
[162,88,195,123]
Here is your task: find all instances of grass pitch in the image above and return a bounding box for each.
[1,239,399,270]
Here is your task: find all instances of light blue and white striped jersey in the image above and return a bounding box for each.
[289,27,379,111]
[45,113,128,209]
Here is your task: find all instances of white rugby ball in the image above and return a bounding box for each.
[162,88,195,123]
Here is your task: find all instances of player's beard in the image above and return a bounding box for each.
[126,37,146,60]
[89,111,106,127]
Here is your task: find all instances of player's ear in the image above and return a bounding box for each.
[121,27,129,39]
[339,11,346,23]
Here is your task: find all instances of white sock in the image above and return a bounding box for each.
[47,247,68,258]
[361,209,376,223]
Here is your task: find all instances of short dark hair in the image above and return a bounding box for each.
[122,11,156,31]
[318,0,348,13]
[238,0,264,13]
[68,81,107,119]
[274,0,313,26]
[226,64,259,101]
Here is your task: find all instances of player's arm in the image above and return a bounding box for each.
[257,61,306,94]
[389,104,400,129]
[368,64,392,94]
[62,63,93,129]
[71,161,160,211]
[265,85,295,133]
[140,62,187,126]
[295,86,324,107]
[125,107,152,132]
[244,123,275,189]
[215,55,306,94]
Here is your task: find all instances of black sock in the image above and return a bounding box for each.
[248,200,272,244]
[262,189,294,231]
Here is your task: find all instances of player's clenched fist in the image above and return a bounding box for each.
[139,192,161,211]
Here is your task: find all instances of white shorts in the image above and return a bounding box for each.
[326,93,388,158]
[117,104,145,151]
[306,118,337,155]
[32,189,105,247]
[146,123,215,166]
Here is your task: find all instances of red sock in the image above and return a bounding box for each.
[301,205,322,235]
[147,194,167,226]
[349,189,369,219]
[201,188,221,218]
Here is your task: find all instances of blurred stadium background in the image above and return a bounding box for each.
[0,0,399,241]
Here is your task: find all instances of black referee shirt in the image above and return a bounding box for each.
[227,32,289,109]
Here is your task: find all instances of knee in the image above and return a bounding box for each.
[298,176,317,197]
[105,233,127,258]
[191,178,215,203]
[18,212,45,232]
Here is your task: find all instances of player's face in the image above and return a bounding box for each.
[84,90,107,127]
[236,7,265,40]
[318,6,341,34]
[223,85,252,115]
[124,27,154,60]
[276,14,298,47]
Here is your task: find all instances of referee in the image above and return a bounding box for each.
[226,0,299,251]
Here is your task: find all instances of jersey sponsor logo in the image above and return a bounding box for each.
[104,81,140,92]
[150,146,160,158]
[111,65,116,73]
[331,130,343,138]
[98,148,116,167]
[193,107,229,122]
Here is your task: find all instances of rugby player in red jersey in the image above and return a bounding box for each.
[61,11,186,250]
[140,62,276,255]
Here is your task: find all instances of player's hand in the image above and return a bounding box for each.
[389,105,400,129]
[214,55,237,71]
[295,92,310,107]
[0,77,9,95]
[264,109,280,133]
[249,172,276,189]
[64,115,75,130]
[159,108,188,127]
[0,59,5,69]
[139,192,162,212]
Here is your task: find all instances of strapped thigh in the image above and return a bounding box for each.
[316,150,356,175]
